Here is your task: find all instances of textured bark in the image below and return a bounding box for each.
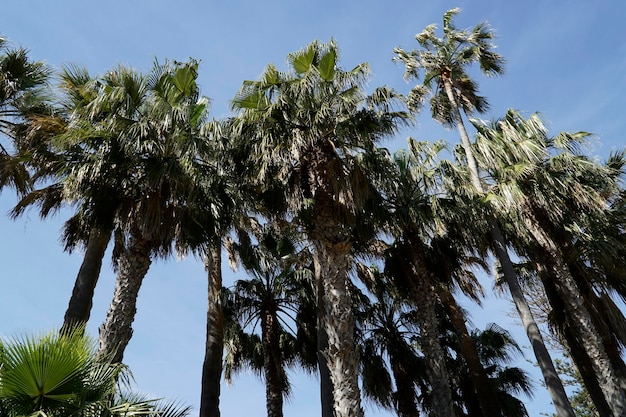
[262,310,284,417]
[316,279,335,417]
[442,78,575,417]
[307,140,364,417]
[98,229,152,363]
[522,206,626,416]
[552,293,613,417]
[313,238,364,417]
[61,228,111,333]
[200,238,224,417]
[568,262,626,381]
[401,237,454,417]
[438,284,503,417]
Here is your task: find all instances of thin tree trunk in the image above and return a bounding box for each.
[61,227,111,333]
[491,222,576,417]
[442,79,576,417]
[262,311,284,417]
[200,237,224,417]
[314,238,364,417]
[522,206,626,416]
[438,284,503,417]
[568,262,626,381]
[98,228,152,363]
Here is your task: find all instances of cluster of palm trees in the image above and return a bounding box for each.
[1,8,625,417]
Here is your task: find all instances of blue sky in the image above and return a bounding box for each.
[1,1,625,416]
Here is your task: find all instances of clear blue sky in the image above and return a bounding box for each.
[1,1,625,416]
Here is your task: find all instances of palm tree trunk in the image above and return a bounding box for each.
[98,228,152,363]
[543,277,613,417]
[313,238,364,417]
[438,284,503,417]
[442,78,576,417]
[521,205,626,416]
[61,227,111,333]
[262,311,284,417]
[389,353,420,417]
[200,237,224,417]
[568,264,626,381]
[316,278,335,417]
[402,239,455,417]
[563,326,612,417]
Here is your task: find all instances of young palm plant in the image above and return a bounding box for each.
[0,328,191,417]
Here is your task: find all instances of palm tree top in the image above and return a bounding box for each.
[394,8,505,121]
[397,8,505,81]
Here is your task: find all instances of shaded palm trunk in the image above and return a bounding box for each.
[200,237,224,417]
[262,309,284,417]
[97,228,152,363]
[61,227,111,333]
[401,236,454,417]
[316,281,335,417]
[442,78,575,417]
[539,270,613,417]
[438,284,503,417]
[313,237,364,417]
[567,256,626,382]
[389,351,420,417]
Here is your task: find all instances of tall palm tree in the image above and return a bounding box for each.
[472,110,626,416]
[357,266,533,417]
[230,39,409,417]
[222,227,315,417]
[375,139,469,416]
[42,59,214,363]
[11,63,144,334]
[95,59,218,364]
[183,117,239,417]
[393,9,575,417]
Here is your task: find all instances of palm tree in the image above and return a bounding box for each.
[374,139,466,416]
[356,269,425,417]
[449,323,533,417]
[40,59,214,363]
[0,36,52,196]
[230,39,409,417]
[472,110,626,416]
[11,63,142,334]
[393,10,575,417]
[0,328,192,417]
[222,227,315,417]
[96,59,218,364]
[356,266,533,417]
